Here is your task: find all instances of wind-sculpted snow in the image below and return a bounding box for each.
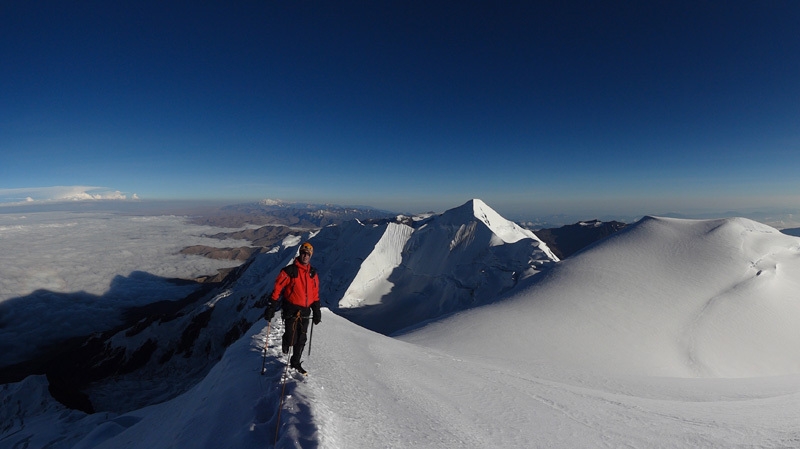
[402,216,800,379]
[338,222,413,308]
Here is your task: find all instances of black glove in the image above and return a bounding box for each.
[312,303,321,325]
[264,304,275,321]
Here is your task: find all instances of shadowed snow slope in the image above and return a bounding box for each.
[402,216,800,378]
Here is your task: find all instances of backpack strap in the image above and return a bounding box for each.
[282,264,316,278]
[282,264,299,278]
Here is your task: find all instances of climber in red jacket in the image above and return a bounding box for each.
[264,241,320,375]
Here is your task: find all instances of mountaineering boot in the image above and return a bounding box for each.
[290,361,307,375]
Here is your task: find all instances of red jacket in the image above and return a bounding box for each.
[270,258,320,308]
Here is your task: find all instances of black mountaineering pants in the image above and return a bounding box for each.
[281,303,311,365]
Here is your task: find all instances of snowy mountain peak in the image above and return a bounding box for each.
[311,199,559,334]
[258,198,284,206]
[444,198,500,226]
[442,198,553,248]
[439,200,559,265]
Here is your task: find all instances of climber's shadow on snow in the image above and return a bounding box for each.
[273,372,319,449]
[255,353,319,449]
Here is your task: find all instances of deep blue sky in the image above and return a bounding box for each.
[2,1,799,219]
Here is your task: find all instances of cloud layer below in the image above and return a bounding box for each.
[0,211,244,302]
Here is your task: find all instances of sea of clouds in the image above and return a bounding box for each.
[0,212,246,303]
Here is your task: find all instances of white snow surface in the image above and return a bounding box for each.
[4,213,800,448]
[403,216,800,379]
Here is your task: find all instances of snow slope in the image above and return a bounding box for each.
[6,308,800,448]
[402,216,800,379]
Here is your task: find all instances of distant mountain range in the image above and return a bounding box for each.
[188,199,396,228]
[532,219,628,259]
[184,200,626,271]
